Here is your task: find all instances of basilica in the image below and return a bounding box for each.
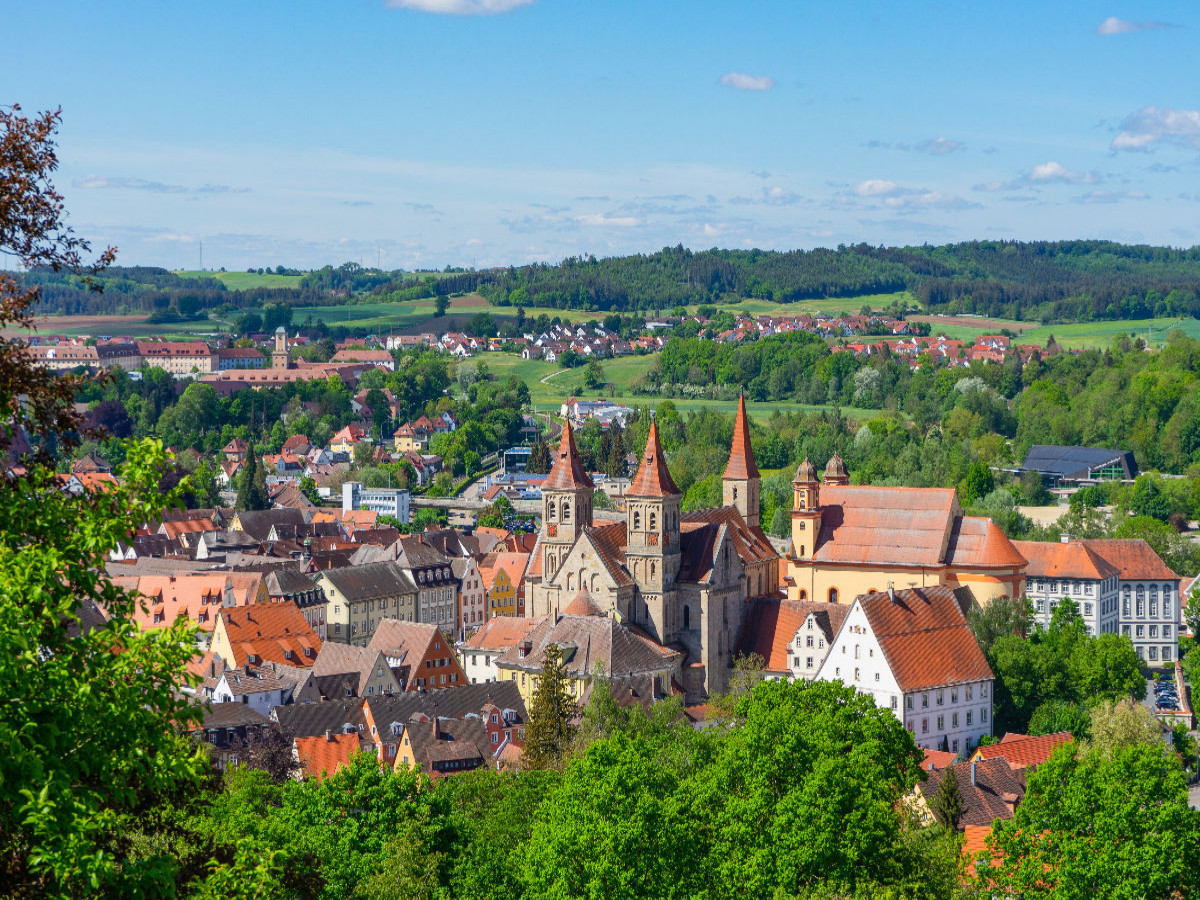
[526,396,780,700]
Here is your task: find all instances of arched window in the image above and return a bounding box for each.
[733,486,738,501]
[829,587,838,603]
[566,572,575,591]
[649,512,657,531]
[633,511,641,531]
[650,561,657,578]
[799,545,805,557]
[799,590,808,600]
[854,644,860,659]
[562,502,571,522]
[799,492,807,510]
[547,501,556,521]
[683,605,690,628]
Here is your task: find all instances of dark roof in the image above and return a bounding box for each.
[395,536,454,569]
[194,702,271,731]
[266,567,321,597]
[1021,444,1137,481]
[919,757,1025,828]
[365,680,526,726]
[319,560,417,601]
[235,508,308,542]
[273,697,366,738]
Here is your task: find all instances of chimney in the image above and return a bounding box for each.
[325,728,333,741]
[887,581,897,604]
[970,758,977,787]
[1060,532,1071,544]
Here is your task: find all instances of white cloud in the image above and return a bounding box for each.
[576,213,642,227]
[853,179,898,197]
[703,223,720,237]
[1112,106,1200,152]
[719,72,775,92]
[385,0,532,14]
[918,137,965,155]
[74,175,249,195]
[1096,16,1173,34]
[1071,189,1149,204]
[1029,161,1097,184]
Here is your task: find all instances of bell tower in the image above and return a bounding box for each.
[722,394,761,528]
[625,422,681,641]
[272,326,290,370]
[790,458,821,561]
[539,421,593,583]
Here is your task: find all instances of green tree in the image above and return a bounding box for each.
[236,449,270,511]
[986,743,1200,897]
[966,594,1030,655]
[523,644,578,771]
[1028,699,1091,739]
[958,460,995,505]
[928,763,963,828]
[1086,699,1165,755]
[526,438,551,474]
[583,357,605,389]
[299,475,321,505]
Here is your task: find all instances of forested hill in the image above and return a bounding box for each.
[14,240,1200,323]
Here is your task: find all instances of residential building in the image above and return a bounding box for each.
[136,340,218,375]
[394,536,458,630]
[188,703,273,772]
[452,556,486,636]
[481,551,528,619]
[786,455,1027,607]
[330,424,367,454]
[459,615,547,684]
[265,569,329,638]
[317,561,419,646]
[210,604,321,670]
[294,731,360,780]
[735,598,850,680]
[207,662,308,717]
[393,715,491,779]
[217,347,267,370]
[304,642,403,699]
[1014,539,1120,636]
[913,756,1025,830]
[969,731,1073,771]
[330,348,396,371]
[342,481,410,523]
[1088,539,1181,665]
[368,619,466,691]
[814,585,994,755]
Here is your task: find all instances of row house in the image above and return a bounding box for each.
[317,561,419,646]
[736,598,851,681]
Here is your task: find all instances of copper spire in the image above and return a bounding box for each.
[722,394,760,481]
[541,421,593,491]
[628,421,680,498]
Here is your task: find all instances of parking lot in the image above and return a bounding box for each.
[1146,673,1181,715]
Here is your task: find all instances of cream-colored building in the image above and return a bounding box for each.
[317,561,418,646]
[785,455,1026,607]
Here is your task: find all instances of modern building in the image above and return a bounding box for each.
[786,455,1027,607]
[1020,445,1137,485]
[342,481,410,523]
[815,585,994,756]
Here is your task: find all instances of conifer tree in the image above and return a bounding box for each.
[522,643,578,770]
[526,438,551,475]
[236,448,269,511]
[930,764,963,829]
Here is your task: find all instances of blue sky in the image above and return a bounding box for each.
[7,0,1200,270]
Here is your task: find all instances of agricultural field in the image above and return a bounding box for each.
[173,270,306,289]
[1018,317,1200,350]
[0,314,225,340]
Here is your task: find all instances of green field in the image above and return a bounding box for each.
[1018,318,1200,350]
[173,270,306,289]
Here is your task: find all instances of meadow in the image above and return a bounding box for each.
[173,270,306,289]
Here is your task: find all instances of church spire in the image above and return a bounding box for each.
[722,394,760,481]
[542,420,593,492]
[629,421,679,497]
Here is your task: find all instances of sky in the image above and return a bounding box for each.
[7,0,1200,271]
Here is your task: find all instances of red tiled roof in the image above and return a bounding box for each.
[217,604,322,669]
[295,732,360,779]
[920,748,959,772]
[722,394,759,480]
[563,588,605,617]
[861,585,993,692]
[587,522,634,588]
[541,421,593,492]
[628,422,679,498]
[1011,541,1118,580]
[815,485,957,567]
[462,615,549,651]
[947,517,1028,569]
[736,598,850,672]
[973,732,1072,770]
[1080,539,1179,581]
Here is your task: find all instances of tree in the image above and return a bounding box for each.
[583,357,605,389]
[298,475,321,506]
[928,764,963,829]
[1028,699,1090,739]
[434,295,449,318]
[986,743,1200,897]
[967,594,1030,655]
[525,438,551,474]
[958,460,995,505]
[522,643,578,770]
[1086,698,1165,755]
[236,449,269,511]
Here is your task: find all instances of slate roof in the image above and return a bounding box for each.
[265,567,321,598]
[1012,540,1118,581]
[1022,444,1136,481]
[403,716,489,776]
[365,680,526,727]
[859,585,993,692]
[319,560,418,601]
[736,598,850,673]
[235,508,307,542]
[273,697,365,738]
[919,757,1025,828]
[628,422,679,498]
[194,702,270,731]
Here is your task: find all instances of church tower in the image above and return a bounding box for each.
[272,326,290,370]
[823,452,849,486]
[539,421,593,583]
[790,458,821,562]
[625,422,681,641]
[722,394,761,528]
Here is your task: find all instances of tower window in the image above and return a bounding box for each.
[683,605,690,628]
[548,501,556,521]
[633,511,641,530]
[649,512,657,531]
[829,587,838,603]
[733,487,738,500]
[562,502,571,522]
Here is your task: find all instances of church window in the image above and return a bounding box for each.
[548,501,556,521]
[633,511,641,531]
[828,587,838,603]
[799,590,807,600]
[650,561,657,579]
[733,487,738,501]
[683,605,690,628]
[799,493,807,509]
[649,512,657,531]
[562,502,571,522]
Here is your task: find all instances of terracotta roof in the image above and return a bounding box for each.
[217,604,321,669]
[367,619,447,666]
[122,574,232,633]
[1011,541,1118,580]
[860,585,993,692]
[722,394,759,480]
[494,614,680,678]
[919,757,1025,828]
[562,588,605,617]
[1080,539,1179,581]
[310,644,395,697]
[920,747,960,772]
[585,522,634,588]
[973,732,1072,770]
[461,615,549,652]
[628,422,679,498]
[736,598,850,672]
[541,421,593,492]
[813,485,957,568]
[681,506,778,582]
[294,732,361,779]
[946,517,1029,569]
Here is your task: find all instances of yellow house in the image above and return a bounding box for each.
[330,424,367,455]
[492,602,681,707]
[785,455,1026,608]
[481,551,528,619]
[393,423,430,453]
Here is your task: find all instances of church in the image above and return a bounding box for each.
[526,396,780,700]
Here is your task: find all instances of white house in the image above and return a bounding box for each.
[458,615,547,684]
[208,663,307,718]
[1014,538,1121,637]
[815,585,994,757]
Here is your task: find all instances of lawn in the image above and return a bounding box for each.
[173,270,306,290]
[1019,318,1200,350]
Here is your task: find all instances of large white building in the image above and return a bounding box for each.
[815,585,994,757]
[1014,539,1120,637]
[343,481,410,523]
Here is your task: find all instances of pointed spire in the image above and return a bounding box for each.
[629,421,680,498]
[723,393,760,481]
[541,420,593,491]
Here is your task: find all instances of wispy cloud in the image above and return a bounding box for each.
[75,175,249,195]
[974,161,1099,191]
[865,136,965,155]
[1071,189,1149,204]
[849,180,979,211]
[1112,106,1200,151]
[853,179,898,197]
[384,0,532,14]
[576,213,642,227]
[719,72,775,92]
[1095,16,1175,34]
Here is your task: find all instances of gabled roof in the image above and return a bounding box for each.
[628,422,679,498]
[918,757,1025,828]
[402,716,489,777]
[365,680,525,727]
[1080,539,1179,581]
[681,506,778,578]
[813,485,957,568]
[859,585,993,692]
[973,731,1072,770]
[294,732,360,780]
[318,560,418,601]
[273,697,365,737]
[217,662,306,697]
[541,421,593,492]
[722,394,759,481]
[493,614,680,678]
[367,619,446,665]
[1012,540,1119,580]
[461,615,549,652]
[736,598,850,673]
[310,643,394,697]
[216,605,321,669]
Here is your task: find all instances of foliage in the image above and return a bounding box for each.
[1085,699,1167,756]
[522,644,579,771]
[928,765,962,829]
[235,448,269,511]
[1027,699,1091,739]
